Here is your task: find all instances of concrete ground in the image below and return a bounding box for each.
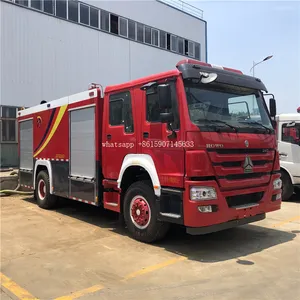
[1,193,300,300]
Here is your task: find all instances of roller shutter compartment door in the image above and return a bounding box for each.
[70,107,95,179]
[19,119,33,170]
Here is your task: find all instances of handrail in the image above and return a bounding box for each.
[157,0,204,19]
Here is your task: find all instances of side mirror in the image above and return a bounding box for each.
[158,84,172,110]
[160,112,174,123]
[269,98,276,117]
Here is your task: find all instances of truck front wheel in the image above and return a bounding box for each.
[280,170,294,201]
[123,181,170,243]
[35,171,57,209]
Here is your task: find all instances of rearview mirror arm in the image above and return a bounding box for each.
[167,122,177,139]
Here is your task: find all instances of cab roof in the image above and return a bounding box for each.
[276,113,300,121]
[105,59,245,94]
[105,70,180,94]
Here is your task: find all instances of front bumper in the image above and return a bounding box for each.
[186,213,265,235]
[183,173,281,229]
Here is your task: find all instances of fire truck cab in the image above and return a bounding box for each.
[276,113,300,200]
[17,59,282,243]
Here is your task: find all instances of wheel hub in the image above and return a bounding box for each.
[130,197,150,228]
[38,179,46,200]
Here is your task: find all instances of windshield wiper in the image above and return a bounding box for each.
[209,120,239,132]
[203,119,239,132]
[238,121,272,133]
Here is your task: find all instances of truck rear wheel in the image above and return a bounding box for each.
[281,170,294,201]
[123,181,170,243]
[35,171,57,209]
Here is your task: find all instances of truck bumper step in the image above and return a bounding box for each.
[186,213,266,235]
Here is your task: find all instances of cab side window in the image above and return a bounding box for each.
[109,91,134,133]
[146,91,160,122]
[282,123,300,145]
[145,82,180,129]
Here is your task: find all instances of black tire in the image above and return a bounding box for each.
[123,180,170,243]
[35,171,57,209]
[281,170,294,201]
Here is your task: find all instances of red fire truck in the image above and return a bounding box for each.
[17,59,282,243]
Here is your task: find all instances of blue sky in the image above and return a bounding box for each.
[188,0,300,114]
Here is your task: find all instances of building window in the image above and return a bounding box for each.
[137,23,144,42]
[101,10,109,31]
[90,7,99,28]
[160,31,166,49]
[145,26,151,44]
[1,107,16,118]
[178,37,184,54]
[31,0,42,11]
[15,0,28,7]
[80,3,89,25]
[0,106,18,142]
[151,29,159,47]
[171,35,177,52]
[56,0,67,19]
[184,40,189,55]
[128,20,136,40]
[188,41,195,57]
[1,120,16,142]
[119,17,128,37]
[166,33,171,50]
[68,0,78,23]
[110,14,119,35]
[195,42,200,60]
[44,0,54,15]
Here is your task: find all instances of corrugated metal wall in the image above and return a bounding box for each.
[0,0,206,107]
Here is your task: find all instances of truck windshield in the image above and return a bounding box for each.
[184,82,273,133]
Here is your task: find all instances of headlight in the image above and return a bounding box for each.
[273,178,282,190]
[190,187,217,200]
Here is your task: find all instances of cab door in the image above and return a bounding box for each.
[138,79,185,189]
[102,89,136,180]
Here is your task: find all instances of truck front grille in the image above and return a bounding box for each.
[226,192,264,208]
[213,160,272,168]
[219,172,270,181]
[208,148,273,154]
[207,148,275,189]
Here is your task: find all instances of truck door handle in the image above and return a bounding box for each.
[279,152,287,157]
[143,132,149,138]
[107,134,112,140]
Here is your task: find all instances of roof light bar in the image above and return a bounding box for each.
[176,59,243,74]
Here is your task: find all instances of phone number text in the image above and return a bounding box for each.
[141,141,194,148]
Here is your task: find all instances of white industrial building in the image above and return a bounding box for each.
[0,0,207,167]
